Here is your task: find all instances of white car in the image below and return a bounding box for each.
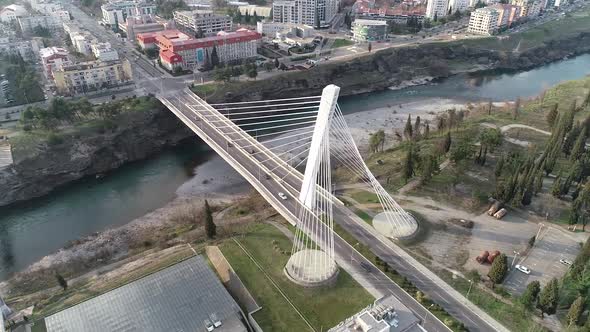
[515,264,531,274]
[204,319,214,331]
[278,192,288,200]
[560,259,573,266]
[210,313,222,327]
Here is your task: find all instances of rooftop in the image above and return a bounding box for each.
[40,47,69,58]
[353,19,388,26]
[44,256,246,332]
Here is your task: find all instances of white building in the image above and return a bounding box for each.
[351,19,388,42]
[426,0,449,19]
[18,15,62,33]
[173,10,232,36]
[0,4,27,23]
[272,0,340,26]
[101,0,156,25]
[91,42,119,61]
[468,7,499,35]
[256,21,315,37]
[511,0,541,17]
[448,0,469,13]
[72,32,98,55]
[39,46,71,79]
[238,5,272,18]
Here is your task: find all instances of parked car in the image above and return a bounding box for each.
[278,192,288,200]
[204,319,214,332]
[210,313,222,328]
[559,259,573,266]
[515,264,531,274]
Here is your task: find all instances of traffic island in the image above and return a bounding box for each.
[372,211,420,241]
[284,249,339,287]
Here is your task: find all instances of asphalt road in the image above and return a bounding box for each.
[163,89,504,332]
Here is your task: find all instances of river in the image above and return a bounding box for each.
[1,54,589,280]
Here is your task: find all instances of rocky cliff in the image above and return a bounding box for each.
[206,32,590,103]
[0,106,192,207]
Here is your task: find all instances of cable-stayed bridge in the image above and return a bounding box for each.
[158,86,508,332]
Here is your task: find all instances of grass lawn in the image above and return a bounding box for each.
[191,83,219,98]
[331,39,355,48]
[219,223,373,331]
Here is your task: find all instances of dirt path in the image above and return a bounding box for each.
[481,123,551,147]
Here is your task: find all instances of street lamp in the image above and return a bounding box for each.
[350,242,360,264]
[467,279,474,299]
[422,304,435,327]
[511,250,520,268]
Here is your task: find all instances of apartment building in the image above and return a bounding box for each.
[467,7,499,35]
[173,10,233,36]
[91,42,119,61]
[39,46,71,80]
[72,32,98,55]
[425,0,449,19]
[511,0,541,18]
[18,15,62,33]
[448,0,469,13]
[53,59,133,95]
[143,29,260,70]
[256,21,315,37]
[272,0,340,26]
[0,4,27,23]
[238,5,272,18]
[101,0,156,25]
[489,3,521,28]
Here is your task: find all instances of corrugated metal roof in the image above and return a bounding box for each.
[45,256,244,332]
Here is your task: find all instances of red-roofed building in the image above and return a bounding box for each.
[137,31,161,49]
[160,49,183,71]
[139,28,261,70]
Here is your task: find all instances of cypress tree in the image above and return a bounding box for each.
[488,253,507,286]
[414,116,421,137]
[55,272,67,291]
[424,123,430,138]
[538,278,559,318]
[563,123,582,156]
[204,199,216,239]
[513,97,521,120]
[494,155,505,178]
[403,145,415,183]
[570,127,587,162]
[546,104,558,128]
[552,175,562,197]
[404,114,413,140]
[211,45,220,68]
[443,131,452,153]
[520,280,541,309]
[535,171,544,194]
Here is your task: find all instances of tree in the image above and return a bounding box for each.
[442,131,452,153]
[476,128,502,165]
[247,65,258,80]
[546,104,559,128]
[403,145,416,183]
[520,280,540,309]
[274,58,280,68]
[195,26,204,38]
[495,155,505,178]
[449,139,474,163]
[315,9,320,29]
[538,278,559,318]
[210,45,220,68]
[567,296,585,327]
[414,116,421,138]
[404,114,413,140]
[420,155,438,183]
[487,100,493,115]
[513,97,521,120]
[488,253,507,286]
[570,127,587,162]
[369,130,385,153]
[368,42,372,52]
[434,12,438,22]
[55,272,67,291]
[204,200,216,238]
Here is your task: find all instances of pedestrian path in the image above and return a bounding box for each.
[0,143,13,168]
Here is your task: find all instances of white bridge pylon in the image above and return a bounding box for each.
[165,84,417,286]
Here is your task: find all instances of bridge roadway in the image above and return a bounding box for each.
[160,89,504,332]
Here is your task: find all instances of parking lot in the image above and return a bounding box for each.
[503,226,581,295]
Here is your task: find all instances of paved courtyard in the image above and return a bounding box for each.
[504,226,581,295]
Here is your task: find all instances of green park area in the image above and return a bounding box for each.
[219,222,373,331]
[331,39,355,49]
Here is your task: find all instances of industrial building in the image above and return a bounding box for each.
[43,256,247,332]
